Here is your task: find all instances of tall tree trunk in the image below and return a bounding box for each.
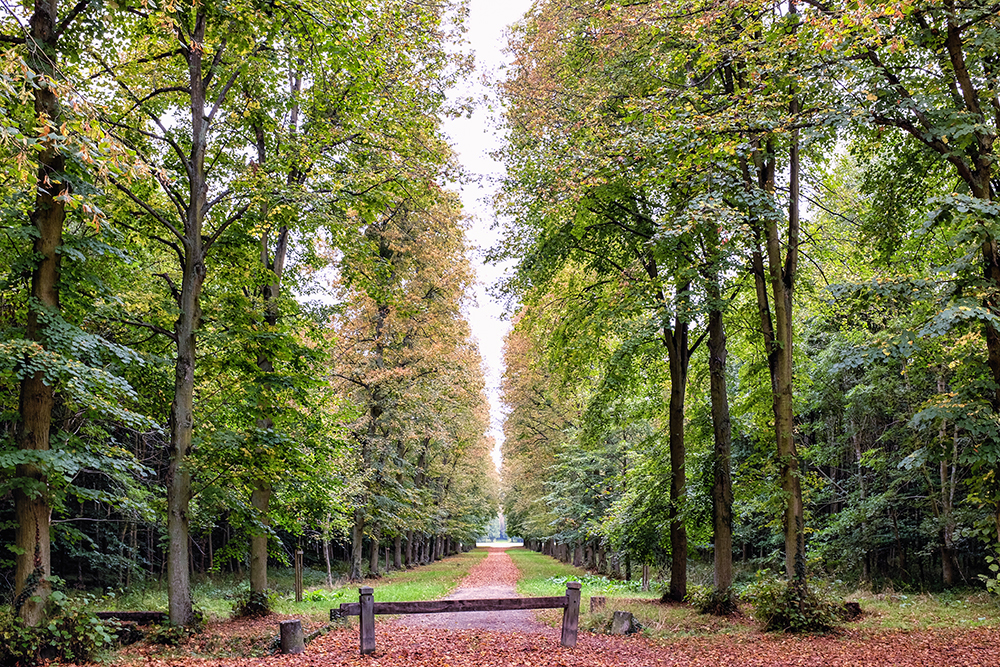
[666,341,689,600]
[247,64,298,592]
[166,12,210,625]
[13,0,65,626]
[749,120,803,586]
[350,508,365,581]
[776,91,804,584]
[249,481,271,592]
[707,297,733,593]
[393,535,402,570]
[641,259,694,602]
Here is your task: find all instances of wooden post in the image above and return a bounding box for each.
[560,582,581,648]
[359,586,375,655]
[590,596,606,613]
[294,549,304,603]
[279,619,304,654]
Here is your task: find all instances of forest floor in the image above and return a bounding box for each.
[104,547,1000,667]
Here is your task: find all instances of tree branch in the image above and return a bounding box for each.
[117,318,177,342]
[107,174,185,244]
[55,0,90,37]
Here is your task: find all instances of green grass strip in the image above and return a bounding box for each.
[278,549,488,618]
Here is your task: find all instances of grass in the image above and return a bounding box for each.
[507,547,660,600]
[508,547,687,634]
[845,588,1000,631]
[97,550,488,622]
[95,547,1000,640]
[277,549,488,619]
[508,548,1000,639]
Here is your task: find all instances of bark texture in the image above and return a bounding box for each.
[14,0,66,626]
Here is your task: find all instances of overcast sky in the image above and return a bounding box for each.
[441,0,534,471]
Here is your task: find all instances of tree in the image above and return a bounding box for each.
[1,0,147,624]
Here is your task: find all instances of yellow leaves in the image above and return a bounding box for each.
[866,92,878,102]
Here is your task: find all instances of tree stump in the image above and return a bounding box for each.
[590,596,606,613]
[610,611,633,635]
[280,619,305,654]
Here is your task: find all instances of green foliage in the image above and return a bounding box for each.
[978,552,1000,596]
[686,584,739,616]
[744,574,841,633]
[145,622,192,646]
[230,588,273,619]
[0,591,116,666]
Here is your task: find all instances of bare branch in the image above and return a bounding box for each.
[117,318,177,342]
[107,174,185,243]
[55,0,90,37]
[203,200,251,253]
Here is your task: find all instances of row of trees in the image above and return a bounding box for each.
[495,0,1000,601]
[1,0,495,627]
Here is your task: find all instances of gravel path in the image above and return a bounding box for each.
[394,547,553,633]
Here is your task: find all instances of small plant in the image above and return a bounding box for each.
[744,573,841,633]
[231,588,273,619]
[686,584,739,616]
[146,622,190,646]
[303,589,332,602]
[978,552,1000,596]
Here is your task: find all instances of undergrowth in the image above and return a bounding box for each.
[743,575,842,633]
[0,591,117,666]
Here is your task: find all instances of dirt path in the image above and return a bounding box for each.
[393,546,552,633]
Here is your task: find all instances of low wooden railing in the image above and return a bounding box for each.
[332,582,582,655]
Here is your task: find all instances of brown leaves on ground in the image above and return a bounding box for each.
[455,547,521,588]
[103,550,1000,666]
[113,624,1000,667]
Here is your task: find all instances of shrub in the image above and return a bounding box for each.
[744,573,841,633]
[686,584,739,616]
[231,588,273,619]
[0,592,116,666]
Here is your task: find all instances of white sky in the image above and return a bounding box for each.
[442,0,535,472]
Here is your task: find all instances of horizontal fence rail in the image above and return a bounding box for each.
[333,582,582,655]
[335,595,569,617]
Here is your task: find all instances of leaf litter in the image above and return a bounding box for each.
[104,549,1000,666]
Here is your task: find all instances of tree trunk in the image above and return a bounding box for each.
[393,535,403,570]
[749,128,803,586]
[369,524,380,577]
[707,301,733,593]
[642,264,693,602]
[13,0,67,627]
[350,508,365,581]
[666,340,689,600]
[249,482,271,592]
[323,537,333,588]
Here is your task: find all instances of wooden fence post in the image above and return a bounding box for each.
[359,587,375,655]
[294,549,304,603]
[560,582,581,648]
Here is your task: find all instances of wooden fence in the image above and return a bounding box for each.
[332,582,582,655]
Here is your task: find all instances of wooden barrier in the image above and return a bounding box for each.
[332,582,582,655]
